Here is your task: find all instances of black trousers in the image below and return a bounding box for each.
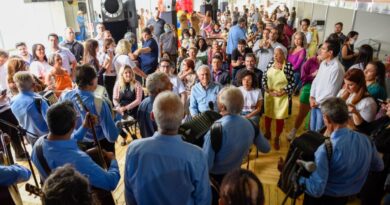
[303,194,349,205]
[360,171,387,205]
[79,138,115,154]
[0,109,25,159]
[103,75,116,102]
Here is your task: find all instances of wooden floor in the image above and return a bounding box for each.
[15,96,360,205]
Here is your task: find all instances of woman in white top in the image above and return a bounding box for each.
[114,39,147,80]
[98,38,116,101]
[238,70,263,125]
[338,69,377,127]
[29,43,52,80]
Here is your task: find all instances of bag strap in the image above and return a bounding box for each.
[324,137,333,161]
[210,122,223,154]
[35,137,52,177]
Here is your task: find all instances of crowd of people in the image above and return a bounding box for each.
[0,2,390,205]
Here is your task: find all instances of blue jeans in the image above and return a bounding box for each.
[241,111,260,126]
[79,26,86,41]
[294,71,302,91]
[310,108,324,131]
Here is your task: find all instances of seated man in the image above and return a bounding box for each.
[125,91,211,204]
[137,72,172,138]
[211,55,230,86]
[43,164,92,205]
[203,86,270,184]
[59,65,118,152]
[10,71,49,145]
[189,65,222,116]
[31,101,120,191]
[299,97,384,205]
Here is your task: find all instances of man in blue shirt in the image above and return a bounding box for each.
[190,65,222,116]
[300,97,384,205]
[31,101,120,191]
[60,65,118,152]
[203,86,270,184]
[134,27,159,74]
[137,72,172,138]
[125,91,211,205]
[226,17,246,61]
[11,71,49,145]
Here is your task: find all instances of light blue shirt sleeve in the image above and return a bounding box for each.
[189,86,200,116]
[0,164,31,186]
[100,101,118,142]
[202,131,215,170]
[71,126,88,141]
[301,144,329,197]
[76,155,120,191]
[254,131,271,153]
[194,154,212,205]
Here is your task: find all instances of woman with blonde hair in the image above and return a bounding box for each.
[112,65,143,118]
[46,53,73,97]
[114,39,147,80]
[288,31,307,95]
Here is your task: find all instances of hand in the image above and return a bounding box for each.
[309,97,318,108]
[347,104,357,114]
[102,150,115,161]
[2,133,11,145]
[275,90,286,97]
[82,112,99,129]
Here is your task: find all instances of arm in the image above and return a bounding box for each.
[0,164,31,186]
[254,131,271,153]
[194,154,212,205]
[283,63,296,95]
[246,100,262,119]
[100,101,119,142]
[76,154,120,191]
[262,63,271,91]
[294,49,306,71]
[202,131,215,170]
[112,82,120,108]
[189,86,200,116]
[300,145,329,197]
[341,45,355,60]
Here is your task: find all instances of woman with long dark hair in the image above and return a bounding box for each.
[83,39,105,85]
[365,61,387,101]
[30,43,52,80]
[341,31,359,70]
[350,44,373,70]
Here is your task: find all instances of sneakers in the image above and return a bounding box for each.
[287,128,297,142]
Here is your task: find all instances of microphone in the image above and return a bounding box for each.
[208,101,214,110]
[296,160,317,173]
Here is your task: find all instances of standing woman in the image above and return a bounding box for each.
[83,39,105,85]
[338,69,377,127]
[262,47,295,150]
[364,61,387,101]
[113,65,143,119]
[340,31,359,70]
[46,54,73,97]
[196,37,209,65]
[30,43,52,80]
[239,70,263,125]
[288,32,307,95]
[287,48,322,140]
[98,38,116,100]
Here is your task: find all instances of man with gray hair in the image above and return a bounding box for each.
[10,71,49,144]
[189,65,222,116]
[125,91,211,204]
[299,97,383,205]
[137,72,172,138]
[203,86,270,185]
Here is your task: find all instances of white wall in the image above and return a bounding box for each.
[0,0,67,52]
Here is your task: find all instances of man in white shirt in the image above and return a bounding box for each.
[300,19,312,45]
[159,58,186,106]
[47,33,77,78]
[15,42,33,66]
[309,40,345,131]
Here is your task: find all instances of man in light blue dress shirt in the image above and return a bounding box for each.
[60,65,118,152]
[300,97,384,205]
[203,86,270,185]
[125,91,211,205]
[31,101,120,191]
[226,17,246,57]
[10,71,49,145]
[190,65,222,116]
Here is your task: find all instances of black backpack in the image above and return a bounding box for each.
[278,131,332,199]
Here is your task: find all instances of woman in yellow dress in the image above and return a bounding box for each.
[307,25,319,58]
[262,47,295,150]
